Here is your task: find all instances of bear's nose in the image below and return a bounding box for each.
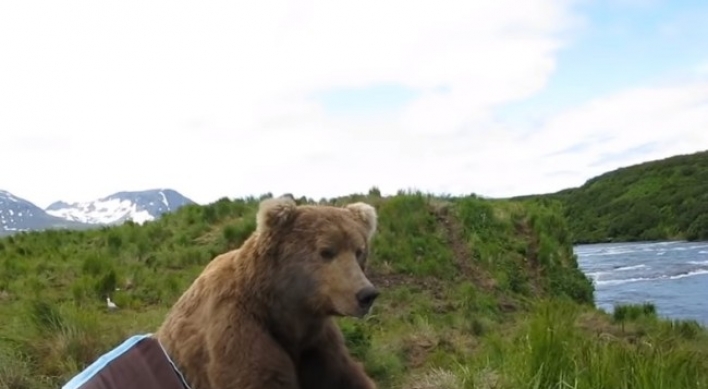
[356,286,380,308]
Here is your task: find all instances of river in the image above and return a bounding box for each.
[574,241,708,325]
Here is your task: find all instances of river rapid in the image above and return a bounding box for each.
[575,241,708,325]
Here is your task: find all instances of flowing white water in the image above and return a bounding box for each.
[575,241,708,325]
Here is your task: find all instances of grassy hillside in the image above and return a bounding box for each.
[515,150,708,244]
[1,190,707,389]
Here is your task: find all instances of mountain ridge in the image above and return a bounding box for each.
[45,188,196,225]
[0,188,195,236]
[0,189,93,236]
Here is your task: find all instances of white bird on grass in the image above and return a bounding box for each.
[106,296,118,311]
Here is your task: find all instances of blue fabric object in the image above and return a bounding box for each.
[62,333,153,389]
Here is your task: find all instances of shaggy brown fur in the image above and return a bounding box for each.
[153,196,380,389]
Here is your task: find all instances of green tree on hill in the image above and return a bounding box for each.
[515,150,708,243]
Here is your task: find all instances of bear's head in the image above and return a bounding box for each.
[255,195,380,318]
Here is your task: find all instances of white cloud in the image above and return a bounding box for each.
[0,0,579,206]
[696,61,708,75]
[2,0,707,208]
[483,79,708,196]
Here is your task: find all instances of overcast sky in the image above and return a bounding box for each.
[2,0,708,207]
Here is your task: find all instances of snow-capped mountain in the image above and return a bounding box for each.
[46,188,195,225]
[0,190,91,236]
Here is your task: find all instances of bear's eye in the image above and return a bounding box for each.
[320,248,336,260]
[355,248,364,259]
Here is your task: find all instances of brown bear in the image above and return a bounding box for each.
[153,196,381,389]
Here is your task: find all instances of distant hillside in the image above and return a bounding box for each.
[516,150,708,244]
[2,191,706,389]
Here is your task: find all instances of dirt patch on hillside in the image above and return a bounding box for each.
[513,217,545,296]
[429,201,497,292]
[369,272,446,301]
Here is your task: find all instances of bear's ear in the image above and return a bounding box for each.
[345,202,378,241]
[256,195,298,232]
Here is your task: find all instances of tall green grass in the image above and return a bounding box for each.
[513,301,708,389]
[0,191,706,389]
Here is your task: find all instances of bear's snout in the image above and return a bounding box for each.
[355,286,380,312]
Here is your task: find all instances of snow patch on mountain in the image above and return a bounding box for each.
[0,190,22,203]
[1,190,42,232]
[1,189,91,236]
[46,197,154,224]
[45,188,195,225]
